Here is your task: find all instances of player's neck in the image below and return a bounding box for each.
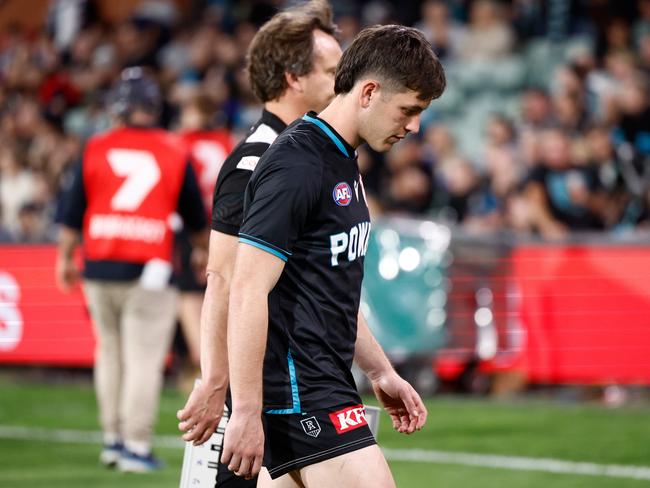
[318,96,361,149]
[264,99,304,127]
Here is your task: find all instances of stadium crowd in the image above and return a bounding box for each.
[1,0,650,243]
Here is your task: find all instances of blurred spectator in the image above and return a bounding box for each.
[582,123,629,226]
[484,113,517,155]
[0,145,38,235]
[457,0,514,61]
[433,154,480,224]
[335,13,361,49]
[1,0,650,240]
[64,95,111,141]
[13,202,53,243]
[0,204,13,242]
[518,128,607,238]
[465,147,522,233]
[382,138,434,214]
[46,0,99,54]
[551,90,589,137]
[595,16,634,63]
[634,0,650,49]
[415,0,465,60]
[613,76,650,156]
[423,122,458,164]
[521,87,553,132]
[638,32,650,77]
[588,51,637,123]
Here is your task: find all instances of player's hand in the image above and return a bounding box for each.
[176,381,227,445]
[371,370,427,434]
[55,256,79,292]
[221,410,264,480]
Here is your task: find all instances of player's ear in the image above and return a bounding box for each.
[285,71,304,94]
[359,80,378,109]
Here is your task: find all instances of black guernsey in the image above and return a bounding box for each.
[239,111,371,413]
[211,110,287,236]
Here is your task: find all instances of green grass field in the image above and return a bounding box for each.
[1,374,649,487]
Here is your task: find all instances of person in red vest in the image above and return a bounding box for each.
[56,67,207,473]
[175,95,234,390]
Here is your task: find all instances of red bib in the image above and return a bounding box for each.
[82,127,187,264]
[180,129,233,217]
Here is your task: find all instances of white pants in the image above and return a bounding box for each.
[83,280,178,444]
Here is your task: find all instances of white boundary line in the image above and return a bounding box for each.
[2,425,650,481]
[382,448,650,481]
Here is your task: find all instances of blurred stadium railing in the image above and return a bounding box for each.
[2,218,650,393]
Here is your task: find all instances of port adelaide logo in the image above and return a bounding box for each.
[333,182,352,206]
[300,416,321,438]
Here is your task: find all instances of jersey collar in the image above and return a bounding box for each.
[302,111,356,159]
[261,109,288,135]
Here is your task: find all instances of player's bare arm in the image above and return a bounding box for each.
[177,229,238,445]
[354,312,427,434]
[221,243,285,479]
[56,226,81,292]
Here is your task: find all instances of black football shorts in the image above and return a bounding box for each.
[263,403,377,479]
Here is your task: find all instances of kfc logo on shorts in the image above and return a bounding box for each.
[329,405,368,434]
[301,416,321,438]
[333,182,352,206]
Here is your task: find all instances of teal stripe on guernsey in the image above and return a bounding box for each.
[302,114,350,158]
[265,350,301,414]
[239,238,288,262]
[238,233,291,256]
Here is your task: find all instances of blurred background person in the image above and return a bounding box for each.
[0,144,38,237]
[0,0,650,441]
[174,93,233,392]
[55,68,207,473]
[176,1,341,485]
[517,127,607,238]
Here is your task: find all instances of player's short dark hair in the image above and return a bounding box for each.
[246,0,337,103]
[334,25,446,101]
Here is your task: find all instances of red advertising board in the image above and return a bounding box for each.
[0,246,95,366]
[513,245,650,384]
[3,242,650,385]
[437,243,650,385]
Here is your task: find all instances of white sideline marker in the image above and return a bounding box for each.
[1,424,650,481]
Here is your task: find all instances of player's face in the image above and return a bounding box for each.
[360,88,430,153]
[299,30,342,113]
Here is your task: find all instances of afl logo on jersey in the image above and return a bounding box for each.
[333,182,352,206]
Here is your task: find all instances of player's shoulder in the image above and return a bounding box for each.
[261,120,325,170]
[219,117,283,174]
[221,138,269,176]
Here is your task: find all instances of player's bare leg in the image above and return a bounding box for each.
[257,467,304,488]
[299,445,395,488]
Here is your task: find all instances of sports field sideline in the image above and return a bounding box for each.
[1,375,649,487]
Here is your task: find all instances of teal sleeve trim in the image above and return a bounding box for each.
[239,238,288,262]
[302,114,350,158]
[239,233,291,256]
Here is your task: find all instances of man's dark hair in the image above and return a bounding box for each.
[246,0,337,103]
[335,25,446,101]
